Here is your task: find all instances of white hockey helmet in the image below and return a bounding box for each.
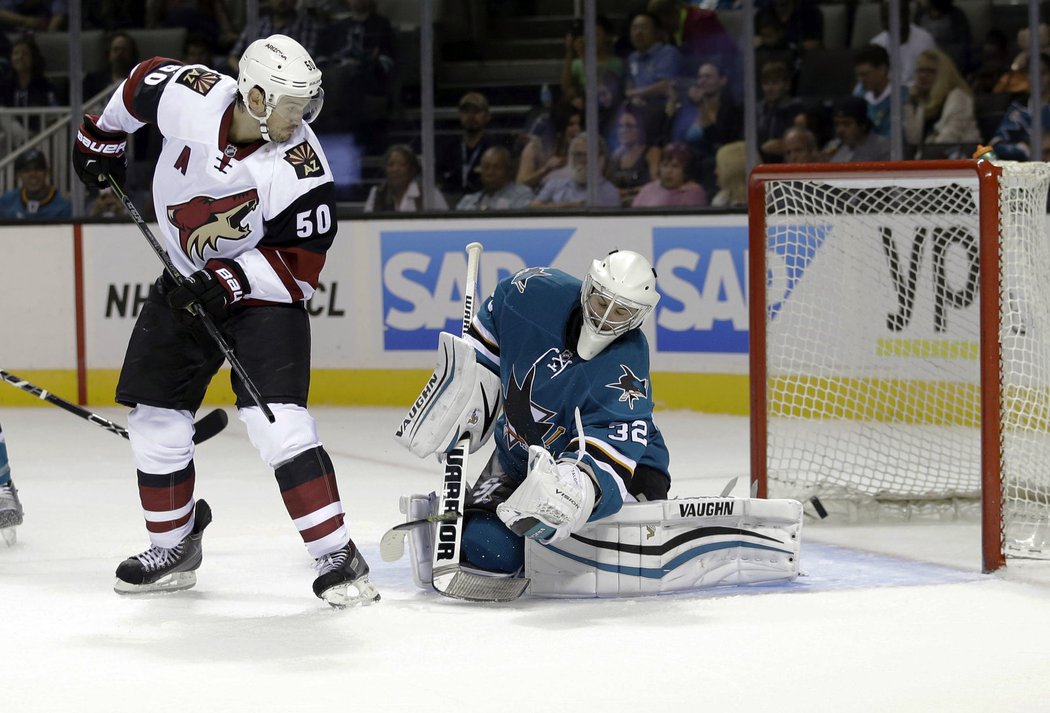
[577,250,660,360]
[237,34,323,140]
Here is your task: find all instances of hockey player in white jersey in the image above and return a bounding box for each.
[71,35,378,608]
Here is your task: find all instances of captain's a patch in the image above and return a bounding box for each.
[284,141,325,180]
[176,67,221,96]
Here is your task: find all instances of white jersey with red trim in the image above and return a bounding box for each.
[96,57,335,304]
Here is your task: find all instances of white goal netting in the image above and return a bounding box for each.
[757,162,1050,561]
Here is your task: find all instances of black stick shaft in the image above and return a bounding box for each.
[106,176,275,423]
[2,369,129,438]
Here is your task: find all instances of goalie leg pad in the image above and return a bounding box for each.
[525,497,803,598]
[401,492,438,588]
[393,332,501,459]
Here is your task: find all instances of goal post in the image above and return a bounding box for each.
[748,159,1050,572]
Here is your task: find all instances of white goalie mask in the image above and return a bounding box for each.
[237,34,324,141]
[577,250,660,360]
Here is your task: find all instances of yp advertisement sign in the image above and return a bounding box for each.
[381,228,574,350]
[653,225,750,354]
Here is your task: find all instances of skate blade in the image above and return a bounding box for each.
[113,570,197,595]
[320,576,381,609]
[1,526,16,547]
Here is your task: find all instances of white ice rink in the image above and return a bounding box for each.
[2,406,1049,713]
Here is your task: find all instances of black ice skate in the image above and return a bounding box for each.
[312,538,381,608]
[0,480,24,547]
[114,499,212,595]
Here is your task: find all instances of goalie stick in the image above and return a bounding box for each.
[429,242,529,603]
[379,510,460,563]
[0,369,229,444]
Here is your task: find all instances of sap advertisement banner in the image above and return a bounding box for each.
[0,213,750,380]
[372,216,751,372]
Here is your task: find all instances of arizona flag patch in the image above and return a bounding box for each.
[284,141,325,180]
[176,67,221,96]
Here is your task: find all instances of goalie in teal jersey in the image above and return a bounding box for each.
[0,423,24,546]
[396,250,670,579]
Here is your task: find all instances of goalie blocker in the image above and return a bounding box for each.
[401,494,802,597]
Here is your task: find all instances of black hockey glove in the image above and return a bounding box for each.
[73,114,127,188]
[167,259,249,322]
[628,464,671,501]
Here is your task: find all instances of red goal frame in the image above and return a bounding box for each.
[747,160,1006,572]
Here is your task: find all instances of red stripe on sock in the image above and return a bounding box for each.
[298,514,346,544]
[145,508,193,534]
[281,472,340,521]
[138,474,195,514]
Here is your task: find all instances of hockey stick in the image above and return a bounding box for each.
[430,242,530,603]
[0,369,229,444]
[379,510,460,563]
[105,176,275,424]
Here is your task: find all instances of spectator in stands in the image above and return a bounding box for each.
[456,146,534,211]
[317,0,395,147]
[624,11,682,144]
[560,15,624,134]
[529,132,620,209]
[647,0,739,86]
[183,33,215,68]
[782,126,820,163]
[669,61,742,197]
[84,1,146,31]
[0,35,58,131]
[993,15,1050,96]
[913,0,972,72]
[853,44,907,138]
[364,144,448,213]
[828,95,890,162]
[753,5,801,84]
[631,142,707,208]
[989,54,1050,161]
[754,0,823,52]
[438,91,506,204]
[757,60,805,163]
[227,0,322,73]
[83,31,139,102]
[88,187,128,218]
[870,0,937,85]
[904,48,980,150]
[0,0,65,32]
[0,148,70,219]
[969,29,1010,94]
[608,104,660,206]
[517,102,583,190]
[148,0,238,54]
[709,141,747,208]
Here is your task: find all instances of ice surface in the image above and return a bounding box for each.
[2,406,1048,712]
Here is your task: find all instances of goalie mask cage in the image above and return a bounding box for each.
[748,159,1050,572]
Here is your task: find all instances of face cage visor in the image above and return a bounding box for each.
[581,275,652,338]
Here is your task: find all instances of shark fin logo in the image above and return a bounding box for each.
[510,267,552,293]
[605,364,649,409]
[167,189,259,260]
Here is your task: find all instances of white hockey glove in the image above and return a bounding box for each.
[393,332,501,460]
[496,446,597,544]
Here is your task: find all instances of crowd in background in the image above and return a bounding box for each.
[1,0,1050,219]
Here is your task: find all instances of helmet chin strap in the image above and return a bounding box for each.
[246,100,273,142]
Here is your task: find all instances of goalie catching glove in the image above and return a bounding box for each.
[394,332,501,460]
[496,445,597,544]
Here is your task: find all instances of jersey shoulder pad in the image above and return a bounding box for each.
[122,58,185,124]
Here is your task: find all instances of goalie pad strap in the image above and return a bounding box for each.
[525,498,803,598]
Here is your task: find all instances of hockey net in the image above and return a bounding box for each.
[748,160,1050,571]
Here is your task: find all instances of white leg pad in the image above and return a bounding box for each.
[400,492,438,589]
[525,497,803,598]
[239,404,320,468]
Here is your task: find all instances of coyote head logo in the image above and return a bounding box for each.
[167,189,259,260]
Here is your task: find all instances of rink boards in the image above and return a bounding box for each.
[2,214,748,411]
